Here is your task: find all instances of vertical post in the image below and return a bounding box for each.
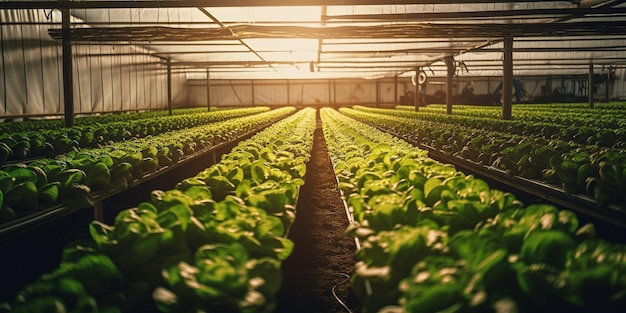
[394,75,398,106]
[605,68,609,102]
[588,62,594,108]
[375,79,380,107]
[332,79,336,108]
[251,80,255,107]
[61,4,74,127]
[167,58,172,115]
[206,68,211,111]
[502,36,513,120]
[286,79,290,106]
[444,56,454,115]
[414,68,419,111]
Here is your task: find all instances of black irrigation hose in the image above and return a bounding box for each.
[332,272,353,313]
[282,271,354,312]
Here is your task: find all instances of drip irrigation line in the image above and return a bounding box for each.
[279,271,354,312]
[331,272,353,313]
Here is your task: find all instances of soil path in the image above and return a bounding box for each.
[275,115,358,313]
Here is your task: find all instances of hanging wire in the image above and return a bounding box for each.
[156,0,160,26]
[99,42,104,112]
[107,8,114,111]
[43,9,53,20]
[0,10,6,114]
[68,9,79,114]
[86,7,94,112]
[151,59,156,109]
[54,10,62,112]
[137,4,147,110]
[87,42,94,112]
[19,9,29,107]
[74,42,82,114]
[143,54,147,109]
[38,9,46,112]
[118,40,123,111]
[118,7,126,111]
[129,0,136,110]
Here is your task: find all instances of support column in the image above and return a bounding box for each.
[167,58,172,115]
[251,80,255,106]
[206,68,211,111]
[328,79,332,108]
[394,75,398,106]
[588,62,594,108]
[332,79,336,108]
[414,68,419,111]
[605,68,610,102]
[61,5,74,127]
[444,57,455,115]
[502,36,513,120]
[287,79,290,106]
[375,79,380,107]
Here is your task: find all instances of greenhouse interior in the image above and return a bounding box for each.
[1,1,626,312]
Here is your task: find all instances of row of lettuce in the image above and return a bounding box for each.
[0,107,215,134]
[321,107,626,313]
[392,105,625,149]
[3,107,316,313]
[343,106,626,209]
[0,108,290,223]
[0,107,269,166]
[397,102,626,131]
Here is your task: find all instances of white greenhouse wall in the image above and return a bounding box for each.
[188,73,626,108]
[187,78,411,108]
[0,9,187,118]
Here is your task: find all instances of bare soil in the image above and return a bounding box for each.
[275,119,358,313]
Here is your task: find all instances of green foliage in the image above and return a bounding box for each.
[322,107,626,313]
[5,108,315,313]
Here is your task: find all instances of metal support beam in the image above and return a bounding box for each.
[329,79,333,108]
[326,7,626,21]
[195,7,284,79]
[251,80,255,106]
[444,57,455,115]
[589,62,595,108]
[502,37,513,120]
[605,68,610,102]
[206,68,211,111]
[167,58,172,115]
[332,79,336,107]
[414,68,419,111]
[394,75,398,106]
[376,79,380,107]
[0,1,552,9]
[61,4,74,127]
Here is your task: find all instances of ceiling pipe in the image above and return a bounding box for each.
[324,7,626,21]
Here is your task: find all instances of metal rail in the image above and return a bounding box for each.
[0,1,570,10]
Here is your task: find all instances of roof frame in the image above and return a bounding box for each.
[0,0,581,9]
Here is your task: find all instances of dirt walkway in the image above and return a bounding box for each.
[275,117,358,313]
